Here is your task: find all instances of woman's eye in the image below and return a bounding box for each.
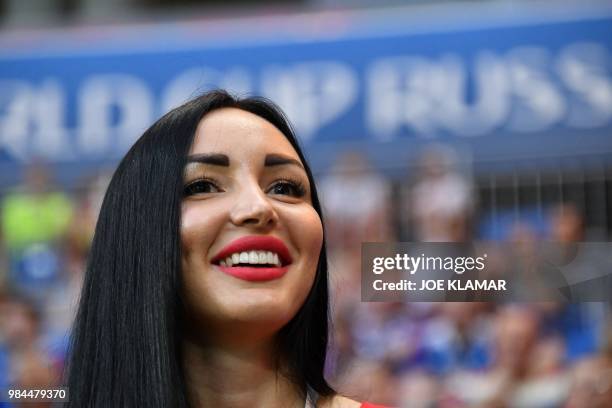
[183,179,221,196]
[268,180,306,198]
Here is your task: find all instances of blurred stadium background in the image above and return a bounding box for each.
[1,0,612,406]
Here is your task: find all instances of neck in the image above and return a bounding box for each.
[182,334,304,408]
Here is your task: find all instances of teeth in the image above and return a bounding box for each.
[220,250,283,267]
[249,251,258,264]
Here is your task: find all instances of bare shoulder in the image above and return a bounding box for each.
[318,394,361,408]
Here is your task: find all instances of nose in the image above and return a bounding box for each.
[229,180,278,229]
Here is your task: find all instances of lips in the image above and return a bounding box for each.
[211,235,293,282]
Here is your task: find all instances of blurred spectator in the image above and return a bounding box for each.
[546,203,603,300]
[0,161,73,295]
[320,150,392,249]
[565,352,612,408]
[550,204,585,243]
[545,204,609,360]
[444,305,570,407]
[505,222,570,302]
[419,303,492,376]
[402,144,474,242]
[351,302,417,368]
[0,295,58,405]
[397,370,439,408]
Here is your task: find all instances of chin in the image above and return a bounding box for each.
[220,296,301,327]
[237,299,296,320]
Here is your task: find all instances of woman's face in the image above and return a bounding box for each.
[180,108,323,340]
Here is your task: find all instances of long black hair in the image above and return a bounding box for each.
[64,90,334,407]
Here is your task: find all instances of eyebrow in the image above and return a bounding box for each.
[185,153,304,170]
[264,153,304,170]
[186,153,229,166]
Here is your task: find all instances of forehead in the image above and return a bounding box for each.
[190,108,299,159]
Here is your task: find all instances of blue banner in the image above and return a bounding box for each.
[1,4,612,181]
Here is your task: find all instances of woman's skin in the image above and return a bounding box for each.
[180,108,360,408]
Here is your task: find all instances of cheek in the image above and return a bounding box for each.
[180,202,229,321]
[180,202,223,268]
[286,205,324,272]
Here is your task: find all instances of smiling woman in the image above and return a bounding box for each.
[63,90,375,407]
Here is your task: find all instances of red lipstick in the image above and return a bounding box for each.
[211,236,293,282]
[215,265,289,282]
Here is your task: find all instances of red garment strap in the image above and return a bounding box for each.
[361,402,392,408]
